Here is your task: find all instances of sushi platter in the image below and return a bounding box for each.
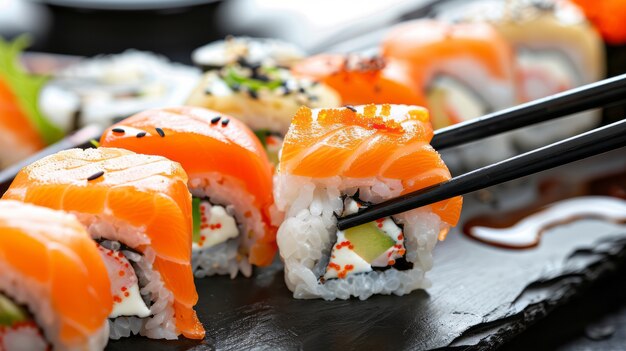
[0,0,626,350]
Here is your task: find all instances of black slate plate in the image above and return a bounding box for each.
[105,149,626,350]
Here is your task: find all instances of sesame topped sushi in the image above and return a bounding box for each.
[100,107,277,278]
[185,59,340,164]
[0,200,112,350]
[2,147,205,340]
[275,104,462,300]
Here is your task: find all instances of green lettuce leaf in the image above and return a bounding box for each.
[0,36,64,144]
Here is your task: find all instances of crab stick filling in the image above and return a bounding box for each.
[96,243,150,319]
[517,48,580,101]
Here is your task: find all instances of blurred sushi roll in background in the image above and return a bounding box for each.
[438,0,605,150]
[2,148,205,341]
[275,104,462,300]
[0,37,63,169]
[185,47,341,164]
[291,53,423,106]
[100,107,277,278]
[192,36,305,71]
[38,50,201,133]
[381,19,518,168]
[0,200,112,351]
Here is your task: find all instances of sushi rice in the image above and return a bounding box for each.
[276,175,442,300]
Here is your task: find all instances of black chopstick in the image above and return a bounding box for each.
[0,124,103,194]
[431,73,626,150]
[337,118,626,230]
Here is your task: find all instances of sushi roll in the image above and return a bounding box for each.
[185,59,341,164]
[0,200,111,350]
[291,53,423,106]
[192,36,305,71]
[99,107,276,278]
[0,37,63,168]
[2,148,205,340]
[39,50,201,133]
[275,104,463,300]
[381,19,518,167]
[438,0,605,149]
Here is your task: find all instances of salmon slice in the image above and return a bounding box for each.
[381,20,515,87]
[280,104,462,228]
[99,106,277,267]
[2,147,205,339]
[292,54,425,106]
[0,200,112,348]
[100,107,273,211]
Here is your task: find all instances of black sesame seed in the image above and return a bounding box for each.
[211,116,221,124]
[112,128,125,134]
[136,132,147,138]
[87,171,105,181]
[345,105,357,112]
[248,90,258,100]
[221,118,230,126]
[298,87,306,94]
[204,88,212,95]
[155,128,165,137]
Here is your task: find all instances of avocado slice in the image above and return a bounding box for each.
[0,293,28,327]
[192,197,202,243]
[343,222,396,263]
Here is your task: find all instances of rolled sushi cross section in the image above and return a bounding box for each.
[0,200,112,350]
[185,54,341,164]
[442,0,605,149]
[2,148,205,341]
[382,20,517,130]
[323,197,408,281]
[100,107,277,278]
[381,20,518,167]
[275,104,462,300]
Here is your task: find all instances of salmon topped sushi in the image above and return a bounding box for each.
[381,19,518,167]
[275,104,462,300]
[2,148,205,340]
[381,19,517,130]
[100,106,277,278]
[0,200,112,351]
[438,0,605,149]
[291,54,423,106]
